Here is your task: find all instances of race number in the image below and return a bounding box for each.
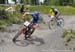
[24,21,30,27]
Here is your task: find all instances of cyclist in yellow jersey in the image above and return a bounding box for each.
[49,7,60,19]
[49,7,60,25]
[49,9,55,16]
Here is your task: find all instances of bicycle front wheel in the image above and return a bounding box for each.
[48,19,57,29]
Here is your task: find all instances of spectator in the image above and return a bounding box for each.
[20,5,25,14]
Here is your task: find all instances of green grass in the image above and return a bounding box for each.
[0,5,75,15]
[29,6,50,14]
[28,6,75,15]
[56,6,75,15]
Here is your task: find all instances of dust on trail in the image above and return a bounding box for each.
[0,14,75,52]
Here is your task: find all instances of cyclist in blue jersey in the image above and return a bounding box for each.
[29,11,40,24]
[22,11,40,38]
[13,11,40,42]
[13,8,41,42]
[16,11,40,40]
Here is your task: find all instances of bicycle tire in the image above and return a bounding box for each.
[57,18,64,27]
[48,19,57,29]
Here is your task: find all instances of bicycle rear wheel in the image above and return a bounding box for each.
[58,18,64,27]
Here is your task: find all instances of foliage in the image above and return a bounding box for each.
[59,0,74,6]
[0,0,5,4]
[62,29,75,44]
[0,9,8,19]
[0,5,23,28]
[0,0,75,6]
[0,5,44,29]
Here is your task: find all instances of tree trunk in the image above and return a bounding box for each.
[7,0,8,4]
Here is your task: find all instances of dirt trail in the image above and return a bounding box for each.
[0,15,75,52]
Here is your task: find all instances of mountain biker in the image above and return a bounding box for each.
[49,7,60,19]
[24,11,40,37]
[49,7,60,25]
[13,11,40,42]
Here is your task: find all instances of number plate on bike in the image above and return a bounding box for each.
[24,21,30,27]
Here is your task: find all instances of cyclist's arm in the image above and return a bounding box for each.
[49,9,52,17]
[55,9,60,17]
[22,12,29,20]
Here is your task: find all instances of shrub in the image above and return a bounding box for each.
[62,29,75,44]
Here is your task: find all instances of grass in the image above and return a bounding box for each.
[28,6,75,15]
[56,6,75,15]
[0,5,75,15]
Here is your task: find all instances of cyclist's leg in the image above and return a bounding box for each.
[56,16,62,26]
[20,25,26,34]
[28,17,38,38]
[50,16,56,25]
[28,23,38,38]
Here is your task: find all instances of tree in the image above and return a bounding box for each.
[13,0,16,4]
[59,0,74,6]
[21,0,31,5]
[6,0,9,4]
[0,0,5,4]
[31,0,39,5]
[44,0,49,5]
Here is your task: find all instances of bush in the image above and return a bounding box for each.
[0,9,8,19]
[0,5,23,28]
[62,29,75,44]
[0,5,44,29]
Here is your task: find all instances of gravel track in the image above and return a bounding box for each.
[0,14,75,52]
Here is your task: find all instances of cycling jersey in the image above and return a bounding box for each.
[49,9,55,16]
[52,8,58,15]
[49,8,58,16]
[30,11,40,23]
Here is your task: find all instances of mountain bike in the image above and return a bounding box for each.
[48,17,64,29]
[12,21,34,42]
